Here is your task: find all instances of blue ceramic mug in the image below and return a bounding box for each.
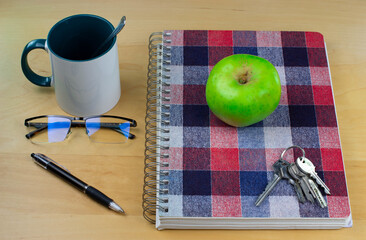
[21,14,121,116]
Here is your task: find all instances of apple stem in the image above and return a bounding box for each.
[237,71,251,85]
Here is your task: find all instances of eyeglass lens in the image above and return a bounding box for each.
[85,117,131,143]
[28,116,71,143]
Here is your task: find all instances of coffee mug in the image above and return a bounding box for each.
[21,14,121,116]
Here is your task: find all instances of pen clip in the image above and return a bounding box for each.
[37,153,71,173]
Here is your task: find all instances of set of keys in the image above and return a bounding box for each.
[255,146,331,208]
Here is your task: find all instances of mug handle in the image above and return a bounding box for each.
[21,39,52,87]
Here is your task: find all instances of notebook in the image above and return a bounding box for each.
[143,30,352,230]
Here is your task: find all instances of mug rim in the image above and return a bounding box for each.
[46,14,116,62]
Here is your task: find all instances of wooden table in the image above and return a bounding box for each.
[1,0,365,239]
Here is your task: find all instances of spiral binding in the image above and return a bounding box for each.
[143,32,172,224]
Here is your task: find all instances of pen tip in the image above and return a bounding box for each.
[109,202,125,214]
[31,153,35,158]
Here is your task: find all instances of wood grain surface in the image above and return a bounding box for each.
[0,0,365,239]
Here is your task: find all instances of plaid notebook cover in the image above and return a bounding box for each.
[158,30,350,220]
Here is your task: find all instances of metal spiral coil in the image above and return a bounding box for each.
[143,32,171,224]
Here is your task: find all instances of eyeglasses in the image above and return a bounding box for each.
[24,115,137,143]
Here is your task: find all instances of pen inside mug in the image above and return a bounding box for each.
[91,16,126,58]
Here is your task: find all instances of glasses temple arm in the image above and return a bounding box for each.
[25,125,48,139]
[99,116,137,127]
[112,128,136,139]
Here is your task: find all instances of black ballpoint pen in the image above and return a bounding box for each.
[30,153,125,214]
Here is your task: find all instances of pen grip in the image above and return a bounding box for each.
[85,186,113,207]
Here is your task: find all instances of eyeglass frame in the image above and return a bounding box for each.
[24,115,137,141]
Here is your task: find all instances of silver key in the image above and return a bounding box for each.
[308,178,328,208]
[290,180,306,204]
[287,163,306,203]
[255,159,290,206]
[299,173,316,203]
[280,167,304,203]
[296,157,331,195]
[289,163,315,203]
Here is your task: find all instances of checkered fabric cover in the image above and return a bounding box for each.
[158,30,350,219]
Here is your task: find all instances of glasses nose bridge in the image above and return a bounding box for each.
[69,117,87,130]
[72,117,85,121]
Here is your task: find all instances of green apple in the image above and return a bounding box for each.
[206,54,281,127]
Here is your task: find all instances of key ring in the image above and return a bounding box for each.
[280,145,305,161]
